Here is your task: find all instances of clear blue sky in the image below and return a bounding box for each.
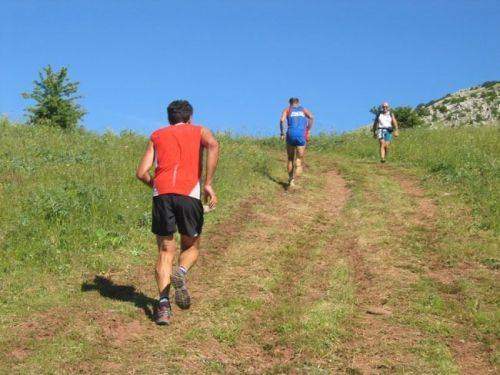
[1,0,499,136]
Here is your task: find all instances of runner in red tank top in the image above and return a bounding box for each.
[136,100,219,325]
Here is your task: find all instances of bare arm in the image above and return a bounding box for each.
[391,114,399,130]
[303,108,314,130]
[201,127,220,208]
[136,140,155,188]
[372,115,379,137]
[391,114,399,136]
[279,109,288,139]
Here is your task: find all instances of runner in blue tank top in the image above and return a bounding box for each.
[280,97,314,187]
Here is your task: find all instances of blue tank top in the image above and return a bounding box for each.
[287,106,308,136]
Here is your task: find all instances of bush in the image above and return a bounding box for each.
[481,81,499,89]
[391,106,424,128]
[436,105,448,114]
[416,105,431,117]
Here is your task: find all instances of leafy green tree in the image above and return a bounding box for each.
[22,65,86,129]
[370,105,424,128]
[392,106,424,128]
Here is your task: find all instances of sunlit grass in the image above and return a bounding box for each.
[0,118,281,318]
[310,124,500,232]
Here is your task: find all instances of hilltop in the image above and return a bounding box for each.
[416,81,499,127]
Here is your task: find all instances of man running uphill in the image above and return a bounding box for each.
[136,100,219,325]
[280,97,314,187]
[372,102,399,163]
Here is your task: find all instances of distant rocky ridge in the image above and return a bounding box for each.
[416,81,499,128]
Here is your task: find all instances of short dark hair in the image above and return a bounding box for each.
[167,100,193,124]
[289,97,299,105]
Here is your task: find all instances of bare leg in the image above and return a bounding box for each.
[379,140,386,161]
[286,145,296,182]
[171,235,199,309]
[155,235,176,297]
[295,146,306,176]
[178,235,200,271]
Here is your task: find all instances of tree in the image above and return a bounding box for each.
[22,65,86,129]
[370,105,424,128]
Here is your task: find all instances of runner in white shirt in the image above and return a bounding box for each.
[372,102,399,163]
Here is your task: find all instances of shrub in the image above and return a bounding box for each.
[481,81,499,89]
[416,105,431,117]
[447,96,466,105]
[436,105,448,113]
[391,106,424,128]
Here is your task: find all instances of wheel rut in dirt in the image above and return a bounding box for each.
[152,166,352,373]
[391,171,496,374]
[343,163,496,374]
[57,156,352,373]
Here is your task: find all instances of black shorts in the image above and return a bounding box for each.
[152,194,204,237]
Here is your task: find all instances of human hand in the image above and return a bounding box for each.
[204,184,217,209]
[280,134,285,141]
[394,130,399,137]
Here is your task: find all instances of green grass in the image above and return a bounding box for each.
[0,117,281,319]
[311,125,500,232]
[1,116,498,372]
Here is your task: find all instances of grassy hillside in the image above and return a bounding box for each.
[1,117,498,373]
[0,117,281,316]
[311,124,500,232]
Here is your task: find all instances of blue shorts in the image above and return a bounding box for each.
[286,133,306,147]
[377,128,393,142]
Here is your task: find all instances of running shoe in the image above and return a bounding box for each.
[155,299,172,325]
[171,270,191,309]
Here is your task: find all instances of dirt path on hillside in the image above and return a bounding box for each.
[9,156,352,373]
[5,156,496,374]
[391,172,495,374]
[342,164,496,374]
[118,164,353,373]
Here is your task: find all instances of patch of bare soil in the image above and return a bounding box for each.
[15,307,69,341]
[95,313,145,346]
[9,348,30,361]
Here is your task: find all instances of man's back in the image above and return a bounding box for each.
[286,105,308,135]
[150,123,202,198]
[136,99,219,325]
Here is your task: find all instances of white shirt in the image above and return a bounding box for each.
[377,112,393,129]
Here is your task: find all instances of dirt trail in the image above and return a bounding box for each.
[391,171,495,374]
[139,165,352,372]
[27,155,351,373]
[5,155,496,374]
[342,164,496,374]
[226,169,350,371]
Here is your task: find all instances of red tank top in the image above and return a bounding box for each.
[150,123,203,199]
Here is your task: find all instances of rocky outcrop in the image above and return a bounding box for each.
[416,81,499,127]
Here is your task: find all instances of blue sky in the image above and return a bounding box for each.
[1,0,499,136]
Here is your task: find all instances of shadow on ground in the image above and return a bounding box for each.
[81,276,156,321]
[262,171,289,190]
